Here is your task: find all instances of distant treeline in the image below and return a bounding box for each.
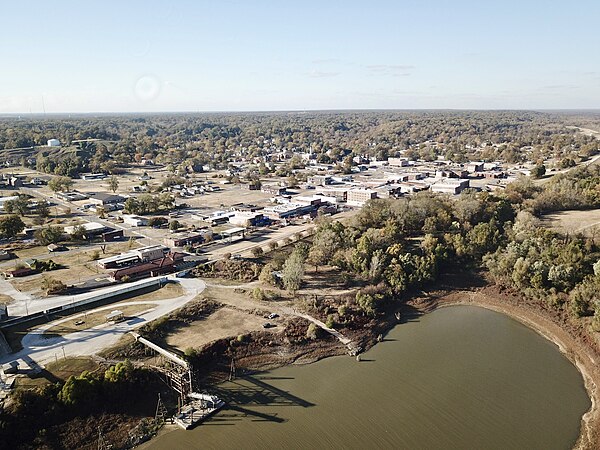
[1,111,599,177]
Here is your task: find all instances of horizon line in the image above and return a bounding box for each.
[1,107,600,117]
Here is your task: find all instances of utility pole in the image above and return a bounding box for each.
[229,356,236,381]
[155,393,168,424]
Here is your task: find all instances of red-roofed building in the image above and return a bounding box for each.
[110,252,185,281]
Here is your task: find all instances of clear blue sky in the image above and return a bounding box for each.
[1,0,599,112]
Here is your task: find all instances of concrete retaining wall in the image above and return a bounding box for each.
[0,276,168,330]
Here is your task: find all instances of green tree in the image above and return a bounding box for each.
[282,251,305,293]
[48,176,74,192]
[70,224,87,241]
[36,200,51,219]
[306,323,319,340]
[34,226,64,245]
[104,360,133,383]
[252,287,265,301]
[108,175,119,193]
[307,246,326,272]
[356,291,377,317]
[4,195,29,216]
[0,215,25,239]
[58,371,98,406]
[148,216,168,227]
[531,164,546,179]
[259,263,277,285]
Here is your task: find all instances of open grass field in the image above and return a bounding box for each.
[166,306,270,351]
[541,209,600,238]
[5,241,140,295]
[128,281,183,302]
[44,303,157,337]
[16,356,100,390]
[8,265,103,296]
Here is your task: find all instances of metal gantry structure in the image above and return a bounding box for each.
[129,331,193,405]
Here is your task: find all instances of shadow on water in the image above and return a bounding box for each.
[202,374,314,426]
[395,303,424,325]
[210,375,315,408]
[227,405,286,423]
[257,376,295,381]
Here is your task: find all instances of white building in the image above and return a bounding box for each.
[430,179,470,195]
[228,212,265,227]
[123,215,148,227]
[388,157,409,167]
[97,244,168,269]
[64,222,107,235]
[347,189,378,207]
[47,139,61,147]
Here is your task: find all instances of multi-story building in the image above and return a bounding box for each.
[346,189,378,207]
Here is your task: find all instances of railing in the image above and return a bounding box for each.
[0,276,168,330]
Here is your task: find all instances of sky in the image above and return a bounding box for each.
[1,0,599,113]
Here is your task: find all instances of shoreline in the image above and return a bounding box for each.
[144,283,600,449]
[409,287,600,450]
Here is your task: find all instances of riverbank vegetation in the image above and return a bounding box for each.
[0,361,173,449]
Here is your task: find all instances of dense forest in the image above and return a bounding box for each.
[287,166,600,329]
[1,111,599,176]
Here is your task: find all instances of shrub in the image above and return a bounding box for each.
[306,323,319,340]
[252,287,265,301]
[184,347,198,359]
[325,314,335,329]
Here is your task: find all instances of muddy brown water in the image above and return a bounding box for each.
[145,306,591,450]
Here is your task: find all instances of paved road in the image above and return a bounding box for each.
[3,275,168,317]
[0,276,206,368]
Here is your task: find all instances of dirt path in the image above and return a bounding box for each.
[204,281,353,347]
[277,305,352,346]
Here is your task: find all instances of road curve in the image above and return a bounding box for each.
[0,275,206,368]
